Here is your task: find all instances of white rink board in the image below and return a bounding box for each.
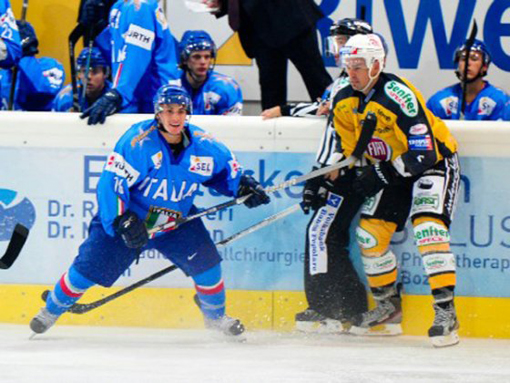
[2,113,510,297]
[1,112,510,155]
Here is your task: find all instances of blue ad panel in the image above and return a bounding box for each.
[1,148,510,298]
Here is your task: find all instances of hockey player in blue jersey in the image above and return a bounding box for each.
[173,30,242,115]
[0,0,21,68]
[53,47,111,112]
[30,84,270,338]
[427,39,508,120]
[79,0,180,125]
[0,20,64,111]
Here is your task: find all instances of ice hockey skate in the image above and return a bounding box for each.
[349,295,402,336]
[29,307,59,336]
[294,308,346,334]
[428,303,460,348]
[205,315,246,339]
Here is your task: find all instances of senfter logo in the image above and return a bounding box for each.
[355,227,378,249]
[414,222,450,246]
[0,189,36,241]
[384,81,418,117]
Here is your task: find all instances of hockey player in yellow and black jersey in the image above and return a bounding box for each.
[333,33,461,347]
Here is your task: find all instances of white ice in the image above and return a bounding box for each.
[1,324,509,383]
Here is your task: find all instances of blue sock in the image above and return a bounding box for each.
[46,266,95,316]
[192,264,225,320]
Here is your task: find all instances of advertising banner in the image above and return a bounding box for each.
[2,145,510,298]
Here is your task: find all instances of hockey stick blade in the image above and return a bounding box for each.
[0,224,29,269]
[41,264,179,314]
[40,205,299,313]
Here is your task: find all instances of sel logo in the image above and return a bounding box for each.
[0,189,36,241]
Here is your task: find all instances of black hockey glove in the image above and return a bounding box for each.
[352,162,399,198]
[80,89,122,125]
[301,167,331,215]
[114,211,148,249]
[237,175,271,208]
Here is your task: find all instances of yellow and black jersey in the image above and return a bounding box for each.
[332,72,458,176]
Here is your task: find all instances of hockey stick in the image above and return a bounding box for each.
[7,0,29,110]
[460,19,478,120]
[148,111,376,234]
[69,23,85,112]
[0,223,29,269]
[149,158,353,235]
[41,204,300,313]
[79,25,95,110]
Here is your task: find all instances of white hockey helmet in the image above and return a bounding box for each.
[340,33,386,72]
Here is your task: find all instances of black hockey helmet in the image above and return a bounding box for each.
[329,18,373,37]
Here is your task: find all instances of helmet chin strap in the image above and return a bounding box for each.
[454,67,486,84]
[187,68,207,87]
[360,61,382,94]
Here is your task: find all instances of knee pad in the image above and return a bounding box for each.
[356,219,398,288]
[356,218,397,256]
[361,249,398,289]
[413,216,456,290]
[413,216,451,254]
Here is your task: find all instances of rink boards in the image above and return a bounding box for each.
[1,113,510,338]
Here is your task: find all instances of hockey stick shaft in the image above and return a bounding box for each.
[0,224,29,269]
[42,204,300,313]
[148,157,355,235]
[460,19,478,120]
[69,24,84,112]
[80,26,95,109]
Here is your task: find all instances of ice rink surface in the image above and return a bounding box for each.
[1,324,509,383]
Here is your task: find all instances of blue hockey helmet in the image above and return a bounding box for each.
[454,39,491,67]
[454,39,491,79]
[77,47,109,70]
[154,84,193,115]
[179,30,216,69]
[16,20,38,56]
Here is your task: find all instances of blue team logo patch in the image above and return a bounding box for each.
[408,135,433,150]
[0,189,36,241]
[326,193,343,208]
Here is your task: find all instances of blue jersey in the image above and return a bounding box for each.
[427,81,508,121]
[172,71,243,115]
[0,55,64,111]
[52,80,112,112]
[0,0,21,68]
[97,119,242,237]
[96,0,180,113]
